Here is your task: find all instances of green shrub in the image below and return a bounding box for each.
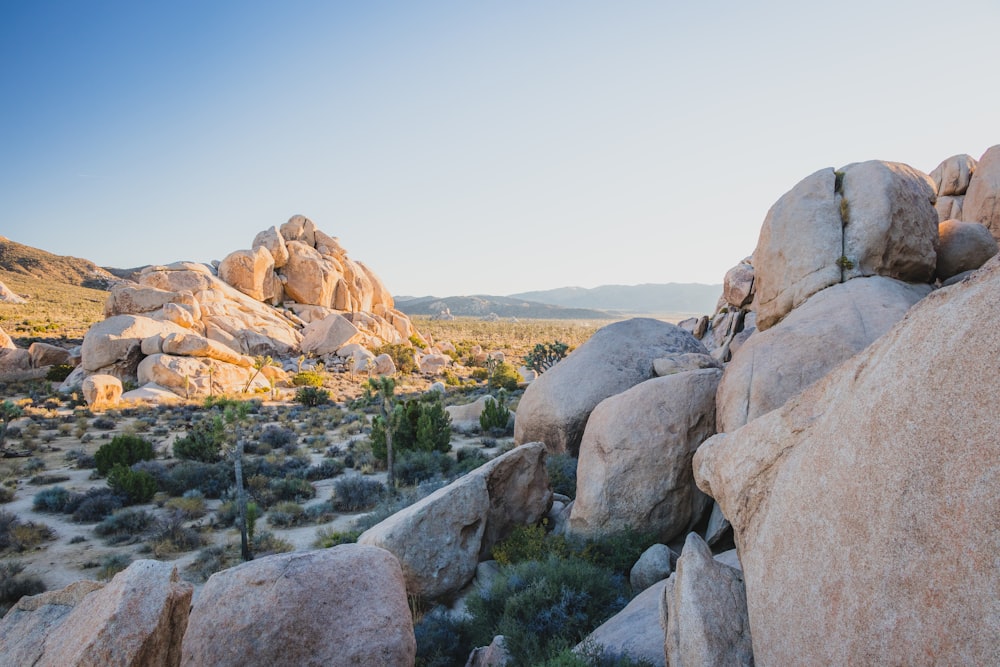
[268,501,306,528]
[107,464,158,504]
[465,556,629,664]
[67,488,124,522]
[164,491,207,519]
[414,606,474,667]
[97,553,132,581]
[547,453,578,498]
[292,370,324,387]
[268,476,316,503]
[33,486,73,513]
[374,343,418,374]
[260,425,297,452]
[542,644,657,666]
[0,561,45,615]
[370,394,452,464]
[0,486,12,504]
[45,364,75,382]
[471,368,489,382]
[571,528,657,577]
[295,386,330,407]
[331,476,386,512]
[162,461,234,498]
[488,362,521,392]
[479,394,512,435]
[94,434,155,476]
[173,416,225,462]
[314,527,361,548]
[149,512,204,557]
[395,450,456,486]
[94,508,154,543]
[491,522,569,565]
[305,458,345,481]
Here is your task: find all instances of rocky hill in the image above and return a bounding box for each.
[0,236,116,289]
[511,282,721,315]
[394,294,614,320]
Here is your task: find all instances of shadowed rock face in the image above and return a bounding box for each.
[695,256,1000,665]
[514,318,707,456]
[963,144,1000,241]
[180,546,415,667]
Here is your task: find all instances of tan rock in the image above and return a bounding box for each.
[568,370,720,542]
[661,534,753,667]
[445,395,495,433]
[935,219,999,280]
[0,325,14,349]
[694,255,1000,665]
[630,544,676,593]
[723,260,754,308]
[154,302,200,330]
[752,168,844,331]
[929,153,976,196]
[578,579,667,667]
[28,342,72,368]
[137,354,266,398]
[934,194,964,222]
[251,225,289,268]
[300,312,363,356]
[963,144,1000,241]
[81,315,188,374]
[514,318,706,455]
[279,214,317,247]
[282,240,340,306]
[716,277,929,432]
[652,352,720,377]
[0,561,191,667]
[417,352,450,375]
[104,284,190,318]
[372,353,396,376]
[0,279,26,304]
[82,374,123,410]
[217,246,277,303]
[840,160,938,283]
[160,332,251,367]
[180,546,415,667]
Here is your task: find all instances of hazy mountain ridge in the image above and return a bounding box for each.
[511,282,721,315]
[394,295,614,319]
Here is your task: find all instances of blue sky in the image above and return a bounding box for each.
[2,1,999,296]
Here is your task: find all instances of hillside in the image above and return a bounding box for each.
[394,295,615,320]
[511,282,721,315]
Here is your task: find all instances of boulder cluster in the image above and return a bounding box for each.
[48,216,432,403]
[513,147,1000,665]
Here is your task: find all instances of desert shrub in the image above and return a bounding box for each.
[370,394,452,464]
[0,511,54,552]
[107,464,157,504]
[267,501,306,528]
[547,453,578,498]
[33,485,73,513]
[150,512,204,557]
[92,416,116,430]
[0,486,12,504]
[414,606,474,667]
[374,343,418,374]
[395,450,455,486]
[570,528,657,577]
[172,416,225,463]
[94,508,154,544]
[331,476,385,512]
[0,561,45,615]
[268,476,316,503]
[259,425,297,452]
[162,461,234,498]
[305,458,345,481]
[29,474,70,485]
[292,370,325,387]
[295,386,330,407]
[492,522,569,565]
[313,527,360,548]
[479,394,512,435]
[455,448,490,475]
[542,644,656,667]
[303,501,336,524]
[45,364,75,382]
[97,553,132,581]
[164,491,207,519]
[254,530,293,556]
[470,368,489,382]
[464,556,629,664]
[70,488,125,522]
[94,434,155,475]
[488,362,521,392]
[352,481,446,531]
[186,545,228,582]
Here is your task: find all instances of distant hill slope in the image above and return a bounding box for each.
[0,236,116,289]
[394,295,614,320]
[511,283,721,315]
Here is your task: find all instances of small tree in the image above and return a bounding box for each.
[224,403,253,561]
[242,355,274,394]
[0,401,23,451]
[480,391,512,436]
[524,341,570,374]
[367,377,396,489]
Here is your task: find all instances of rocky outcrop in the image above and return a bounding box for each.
[180,546,415,666]
[81,315,189,374]
[963,144,1000,241]
[935,219,998,281]
[578,579,668,667]
[299,312,363,356]
[716,276,929,432]
[0,561,192,667]
[359,443,551,598]
[569,369,720,542]
[753,162,937,331]
[0,279,26,304]
[661,534,753,667]
[514,318,706,455]
[694,256,1000,665]
[217,246,280,304]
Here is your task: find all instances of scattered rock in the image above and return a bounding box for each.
[569,369,720,542]
[0,325,14,349]
[417,353,450,375]
[217,246,279,303]
[935,219,998,280]
[180,546,415,666]
[514,318,706,455]
[694,255,1000,665]
[630,544,677,593]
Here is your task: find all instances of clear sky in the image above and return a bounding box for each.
[2,1,998,297]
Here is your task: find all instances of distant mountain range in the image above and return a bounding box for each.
[396,282,721,320]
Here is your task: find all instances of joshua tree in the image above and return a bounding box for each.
[524,341,570,374]
[0,400,23,451]
[242,355,274,394]
[367,377,397,489]
[225,402,253,561]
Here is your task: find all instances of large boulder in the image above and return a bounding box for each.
[839,160,938,283]
[445,394,495,433]
[180,546,415,666]
[28,342,73,368]
[630,544,677,593]
[0,561,192,667]
[694,255,1000,665]
[752,168,844,331]
[300,312,363,356]
[514,318,706,455]
[82,374,123,410]
[81,315,188,374]
[359,443,551,598]
[158,332,251,366]
[282,240,339,307]
[252,225,289,268]
[935,219,998,281]
[929,153,976,196]
[723,259,755,308]
[569,369,720,542]
[661,534,753,667]
[104,284,195,318]
[217,246,278,303]
[577,579,668,667]
[963,144,1000,241]
[137,354,267,398]
[716,276,930,432]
